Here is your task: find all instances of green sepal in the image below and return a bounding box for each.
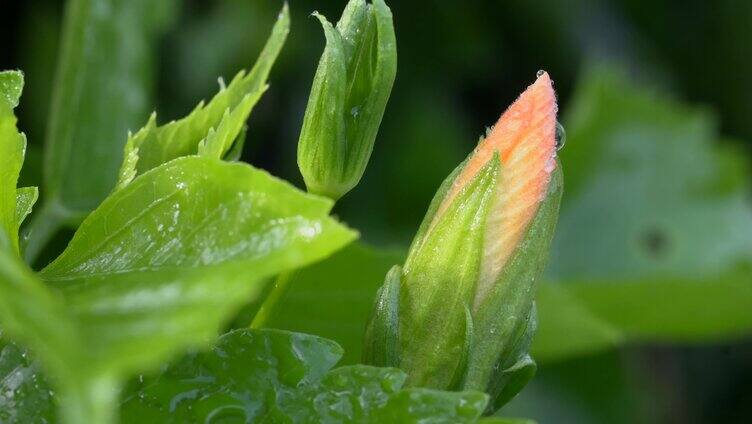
[406,155,470,256]
[399,155,500,388]
[297,0,397,200]
[485,304,538,411]
[363,264,401,367]
[463,163,563,410]
[448,305,475,390]
[406,135,483,254]
[494,354,537,410]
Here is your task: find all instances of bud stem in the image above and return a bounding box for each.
[250,271,296,329]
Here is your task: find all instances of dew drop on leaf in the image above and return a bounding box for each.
[555,122,566,150]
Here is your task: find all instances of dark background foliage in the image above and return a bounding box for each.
[2,1,751,422]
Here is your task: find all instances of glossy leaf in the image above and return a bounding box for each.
[116,4,289,188]
[38,156,355,374]
[0,340,56,423]
[0,70,27,253]
[42,157,354,280]
[533,271,752,361]
[0,156,355,422]
[122,328,489,423]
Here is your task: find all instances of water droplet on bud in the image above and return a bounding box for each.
[555,122,566,150]
[536,69,546,78]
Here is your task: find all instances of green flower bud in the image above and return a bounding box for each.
[297,0,397,200]
[364,72,563,410]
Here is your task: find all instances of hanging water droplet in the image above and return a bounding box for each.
[555,122,566,150]
[536,69,546,78]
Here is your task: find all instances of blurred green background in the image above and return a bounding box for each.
[2,0,751,422]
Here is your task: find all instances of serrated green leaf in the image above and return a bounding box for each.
[223,124,247,162]
[121,328,489,423]
[42,157,354,282]
[117,4,289,188]
[197,90,265,159]
[37,156,355,376]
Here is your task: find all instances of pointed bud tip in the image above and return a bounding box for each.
[427,72,559,301]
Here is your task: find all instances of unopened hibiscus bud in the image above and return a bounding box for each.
[364,72,563,410]
[297,0,397,200]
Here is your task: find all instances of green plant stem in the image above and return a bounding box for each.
[250,271,296,329]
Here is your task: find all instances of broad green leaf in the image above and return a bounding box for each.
[121,328,489,423]
[42,0,172,216]
[536,68,752,360]
[0,70,27,254]
[38,156,356,377]
[533,270,752,361]
[551,69,752,280]
[0,156,355,421]
[42,157,354,281]
[116,4,290,188]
